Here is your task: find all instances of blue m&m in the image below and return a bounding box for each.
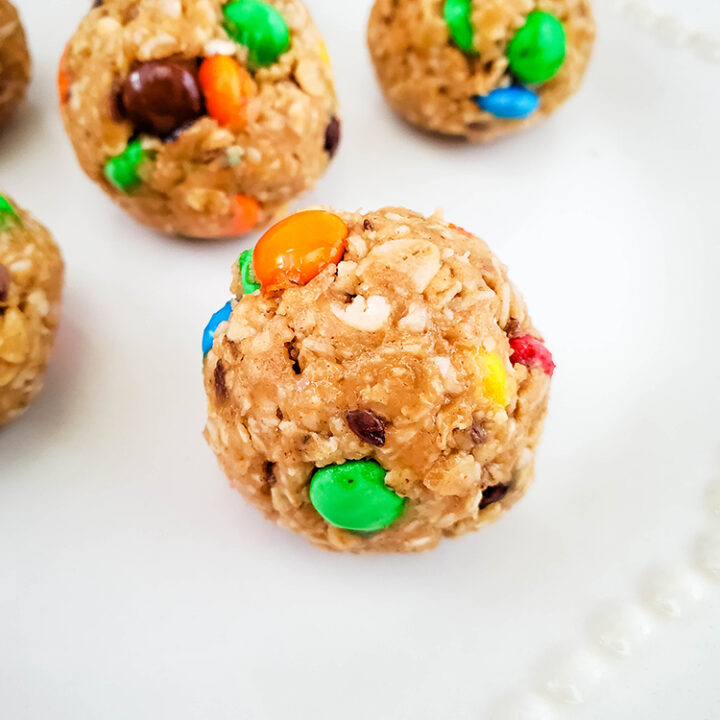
[474,86,539,120]
[202,301,233,356]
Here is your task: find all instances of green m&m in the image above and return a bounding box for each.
[222,0,290,68]
[0,195,20,230]
[104,140,149,194]
[507,11,566,85]
[238,249,260,294]
[309,460,406,533]
[443,0,476,54]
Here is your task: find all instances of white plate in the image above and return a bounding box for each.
[2,1,719,718]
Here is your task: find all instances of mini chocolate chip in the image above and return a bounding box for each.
[479,483,509,509]
[0,263,9,304]
[346,409,386,447]
[214,360,227,400]
[467,121,490,133]
[285,339,302,374]
[121,60,204,138]
[363,218,374,231]
[264,461,277,487]
[469,420,487,445]
[92,0,103,7]
[504,317,521,338]
[324,116,341,158]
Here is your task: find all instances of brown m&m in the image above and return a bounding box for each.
[120,60,204,138]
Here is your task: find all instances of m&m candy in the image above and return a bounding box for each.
[252,210,348,292]
[309,460,406,533]
[222,0,290,68]
[238,249,261,294]
[104,141,149,194]
[202,300,233,356]
[507,11,566,85]
[198,55,255,130]
[509,334,555,376]
[474,86,539,119]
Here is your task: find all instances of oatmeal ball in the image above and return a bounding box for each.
[0,0,30,126]
[0,195,63,426]
[367,0,595,143]
[59,0,340,238]
[203,206,554,553]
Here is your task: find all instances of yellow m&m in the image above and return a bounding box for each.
[474,349,511,407]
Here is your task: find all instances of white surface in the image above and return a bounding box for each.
[2,1,719,718]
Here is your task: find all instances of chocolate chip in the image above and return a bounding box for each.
[0,263,9,304]
[264,461,277,487]
[285,339,302,374]
[120,60,204,138]
[467,121,490,133]
[504,317,521,338]
[324,116,341,158]
[469,420,487,445]
[346,409,386,447]
[363,218,374,231]
[214,360,227,400]
[92,0,103,7]
[479,483,509,509]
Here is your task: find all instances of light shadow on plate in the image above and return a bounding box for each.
[0,291,91,471]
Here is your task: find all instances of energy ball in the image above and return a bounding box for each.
[0,0,30,126]
[367,0,595,143]
[59,0,340,238]
[0,195,63,426]
[203,207,554,553]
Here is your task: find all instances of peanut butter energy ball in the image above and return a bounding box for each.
[0,195,63,426]
[0,0,30,126]
[59,0,340,238]
[368,0,595,143]
[203,207,554,553]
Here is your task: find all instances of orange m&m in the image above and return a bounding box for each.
[230,193,260,234]
[202,194,260,238]
[253,210,349,292]
[198,55,255,130]
[58,47,71,105]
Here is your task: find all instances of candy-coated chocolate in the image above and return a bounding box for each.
[509,334,555,376]
[198,55,255,130]
[507,11,566,85]
[474,86,539,119]
[0,195,20,230]
[317,41,331,68]
[203,301,233,356]
[309,460,406,533]
[238,249,260,294]
[120,60,203,137]
[443,0,476,53]
[57,48,71,105]
[252,210,348,292]
[230,194,260,235]
[222,0,290,67]
[475,350,509,407]
[104,140,148,193]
